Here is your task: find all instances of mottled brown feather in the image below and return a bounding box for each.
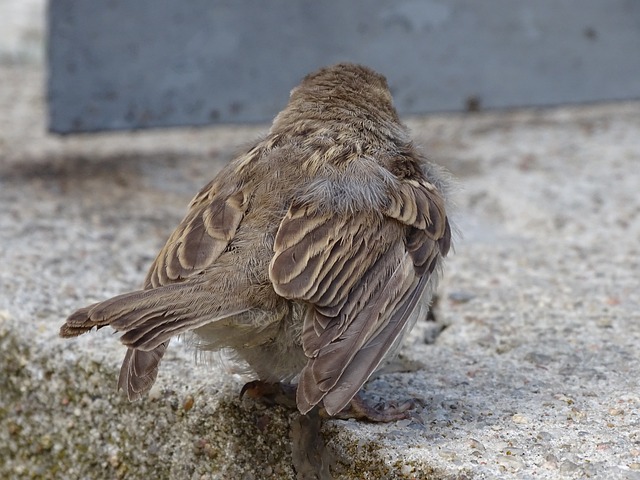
[146,187,247,287]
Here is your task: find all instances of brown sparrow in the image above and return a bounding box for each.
[60,63,452,420]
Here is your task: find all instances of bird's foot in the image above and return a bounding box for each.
[241,381,423,423]
[240,380,298,409]
[323,393,424,423]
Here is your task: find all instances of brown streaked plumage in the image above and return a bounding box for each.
[60,63,452,418]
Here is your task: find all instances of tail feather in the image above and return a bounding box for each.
[117,344,168,400]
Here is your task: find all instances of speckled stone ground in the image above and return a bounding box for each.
[2,3,640,479]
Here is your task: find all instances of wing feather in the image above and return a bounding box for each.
[63,282,252,351]
[322,274,429,414]
[270,173,451,415]
[145,187,247,288]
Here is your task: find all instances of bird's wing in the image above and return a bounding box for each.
[60,181,251,400]
[269,176,451,415]
[61,180,250,340]
[145,181,248,288]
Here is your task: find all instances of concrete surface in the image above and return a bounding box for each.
[47,0,640,132]
[3,4,640,479]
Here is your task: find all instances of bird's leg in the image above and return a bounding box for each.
[240,380,298,409]
[320,393,424,423]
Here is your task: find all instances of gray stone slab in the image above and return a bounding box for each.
[4,60,640,478]
[5,5,640,477]
[47,0,640,133]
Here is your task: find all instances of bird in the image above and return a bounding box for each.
[60,63,452,421]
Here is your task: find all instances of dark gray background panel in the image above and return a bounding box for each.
[47,0,640,133]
